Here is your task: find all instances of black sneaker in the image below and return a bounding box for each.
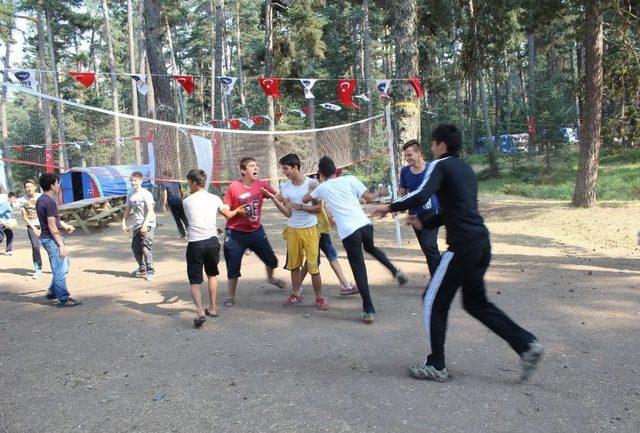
[56,298,81,308]
[395,270,408,286]
[45,291,56,300]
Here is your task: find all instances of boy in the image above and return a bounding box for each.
[399,139,442,276]
[373,124,542,382]
[19,178,43,278]
[122,171,156,281]
[161,171,189,239]
[182,169,229,327]
[266,153,327,310]
[0,192,17,255]
[222,157,286,306]
[303,156,407,323]
[36,173,80,307]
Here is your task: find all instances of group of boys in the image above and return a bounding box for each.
[15,122,544,383]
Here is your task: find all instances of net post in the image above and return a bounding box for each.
[385,103,402,247]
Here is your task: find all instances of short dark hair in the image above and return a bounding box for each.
[39,173,59,191]
[23,178,36,186]
[431,123,462,153]
[8,192,16,199]
[186,169,207,187]
[239,157,256,171]
[279,153,301,170]
[402,139,422,152]
[130,171,144,179]
[318,156,337,179]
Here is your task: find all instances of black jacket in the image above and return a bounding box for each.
[390,152,489,252]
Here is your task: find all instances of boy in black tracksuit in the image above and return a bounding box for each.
[373,124,543,382]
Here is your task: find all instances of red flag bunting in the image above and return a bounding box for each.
[227,119,241,129]
[275,111,284,120]
[68,72,95,88]
[409,76,423,98]
[173,75,195,94]
[258,77,281,98]
[527,116,537,136]
[251,116,264,125]
[145,129,154,143]
[302,106,310,114]
[337,79,359,109]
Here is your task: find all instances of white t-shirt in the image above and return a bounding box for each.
[280,176,318,229]
[183,190,225,242]
[310,175,370,240]
[126,188,156,230]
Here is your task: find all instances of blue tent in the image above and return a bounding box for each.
[60,164,151,204]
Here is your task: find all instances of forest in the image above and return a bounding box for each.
[0,0,638,206]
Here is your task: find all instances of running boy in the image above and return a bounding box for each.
[222,157,286,306]
[373,123,543,382]
[303,156,407,323]
[182,169,229,327]
[122,171,156,281]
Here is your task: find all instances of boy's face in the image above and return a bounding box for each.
[52,180,60,194]
[131,176,142,190]
[403,146,423,166]
[281,164,297,180]
[187,179,197,194]
[430,140,448,159]
[8,195,17,205]
[24,182,36,195]
[241,161,259,180]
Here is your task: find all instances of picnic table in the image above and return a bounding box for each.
[59,196,126,234]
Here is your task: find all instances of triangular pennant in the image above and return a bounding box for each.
[337,79,359,109]
[251,116,264,125]
[376,79,391,99]
[289,109,306,118]
[260,115,273,124]
[409,76,423,98]
[201,122,215,130]
[220,76,238,95]
[354,93,370,102]
[11,69,38,90]
[258,77,281,98]
[300,78,317,99]
[274,111,284,120]
[238,118,255,128]
[173,75,195,94]
[320,103,342,111]
[130,74,149,95]
[227,119,241,129]
[68,72,96,88]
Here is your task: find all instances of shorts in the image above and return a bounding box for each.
[223,226,278,279]
[283,225,320,274]
[319,233,338,261]
[186,236,220,284]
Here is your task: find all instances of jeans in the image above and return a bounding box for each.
[168,198,189,237]
[413,225,441,277]
[132,227,155,272]
[0,226,14,252]
[27,226,43,270]
[41,237,70,302]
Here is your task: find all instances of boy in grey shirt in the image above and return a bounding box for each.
[122,171,156,280]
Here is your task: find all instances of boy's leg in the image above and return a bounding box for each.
[461,247,536,356]
[27,226,43,271]
[41,238,71,302]
[248,226,285,288]
[361,224,398,276]
[4,228,13,252]
[223,229,246,304]
[131,229,145,271]
[342,228,375,314]
[415,226,441,277]
[203,237,221,314]
[284,229,305,296]
[302,228,323,300]
[142,228,155,273]
[177,201,189,233]
[168,199,186,237]
[187,241,206,317]
[320,233,350,287]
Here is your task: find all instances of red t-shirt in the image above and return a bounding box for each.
[224,179,277,232]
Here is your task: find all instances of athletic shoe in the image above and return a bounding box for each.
[395,270,408,286]
[361,312,375,323]
[5,251,13,256]
[56,298,81,308]
[315,297,329,311]
[408,363,448,382]
[45,291,56,300]
[133,268,147,277]
[32,269,42,280]
[145,270,155,281]
[340,283,359,296]
[283,293,302,306]
[520,340,544,381]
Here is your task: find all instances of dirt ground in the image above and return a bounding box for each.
[1,197,639,433]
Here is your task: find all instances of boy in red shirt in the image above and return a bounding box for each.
[222,157,286,306]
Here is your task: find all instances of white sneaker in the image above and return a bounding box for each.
[520,340,544,381]
[408,363,448,382]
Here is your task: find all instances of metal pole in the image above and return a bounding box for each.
[385,104,402,247]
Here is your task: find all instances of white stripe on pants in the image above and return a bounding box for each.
[422,251,454,344]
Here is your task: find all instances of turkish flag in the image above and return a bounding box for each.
[275,111,284,120]
[409,76,423,98]
[251,116,264,125]
[68,72,96,88]
[337,79,359,109]
[258,77,281,98]
[227,119,241,129]
[527,116,537,136]
[173,75,195,94]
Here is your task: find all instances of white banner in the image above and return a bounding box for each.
[300,79,317,99]
[130,74,148,95]
[12,70,38,90]
[220,76,238,96]
[289,109,306,117]
[376,79,391,99]
[320,103,341,111]
[191,135,213,185]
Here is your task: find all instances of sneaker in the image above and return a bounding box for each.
[45,291,56,300]
[408,363,448,382]
[315,297,329,311]
[32,269,42,280]
[340,283,359,296]
[361,312,375,323]
[395,270,408,286]
[5,251,13,256]
[283,293,302,306]
[145,270,155,281]
[133,268,147,277]
[56,297,81,308]
[520,340,544,381]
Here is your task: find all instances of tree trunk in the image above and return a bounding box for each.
[45,9,69,170]
[127,0,142,164]
[236,1,249,118]
[572,0,603,207]
[392,0,420,175]
[166,22,186,124]
[570,40,581,135]
[210,0,216,121]
[362,0,373,148]
[36,6,53,172]
[527,31,537,153]
[1,34,14,191]
[214,0,224,122]
[478,70,491,139]
[102,0,122,165]
[264,0,278,183]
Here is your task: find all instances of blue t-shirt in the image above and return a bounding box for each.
[399,163,440,216]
